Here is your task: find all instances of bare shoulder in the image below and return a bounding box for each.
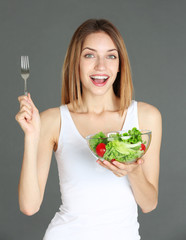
[137,102,162,129]
[40,107,61,147]
[40,107,60,122]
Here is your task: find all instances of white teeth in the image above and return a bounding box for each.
[91,75,108,80]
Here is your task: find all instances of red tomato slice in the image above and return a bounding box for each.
[140,143,146,151]
[96,143,106,157]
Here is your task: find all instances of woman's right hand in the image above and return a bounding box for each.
[15,93,41,136]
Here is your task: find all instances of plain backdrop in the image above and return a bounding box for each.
[0,0,186,239]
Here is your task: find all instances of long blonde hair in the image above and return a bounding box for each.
[61,19,133,113]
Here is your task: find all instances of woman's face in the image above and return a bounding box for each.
[79,31,119,97]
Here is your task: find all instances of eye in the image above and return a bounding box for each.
[107,55,117,59]
[84,54,94,58]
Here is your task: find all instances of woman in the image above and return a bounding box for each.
[15,19,162,240]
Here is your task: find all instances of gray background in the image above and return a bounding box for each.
[0,0,186,239]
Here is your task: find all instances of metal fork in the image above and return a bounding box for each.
[21,56,30,96]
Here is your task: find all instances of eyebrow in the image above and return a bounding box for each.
[82,47,118,52]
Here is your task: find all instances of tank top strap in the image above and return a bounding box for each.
[122,100,139,131]
[56,104,74,153]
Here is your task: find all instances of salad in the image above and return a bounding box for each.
[89,128,147,163]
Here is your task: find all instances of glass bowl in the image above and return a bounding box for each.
[85,128,152,163]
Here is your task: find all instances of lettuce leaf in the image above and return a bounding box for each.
[89,132,107,152]
[103,140,142,162]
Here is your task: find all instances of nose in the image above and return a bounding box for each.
[94,57,106,71]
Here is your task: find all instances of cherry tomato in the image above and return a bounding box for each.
[140,143,146,151]
[111,159,116,163]
[96,143,106,157]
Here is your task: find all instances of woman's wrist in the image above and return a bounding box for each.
[127,164,143,179]
[24,131,40,144]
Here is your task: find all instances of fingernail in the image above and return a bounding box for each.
[103,160,109,165]
[111,160,117,165]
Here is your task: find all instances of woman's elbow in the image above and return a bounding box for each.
[20,205,40,216]
[141,200,158,213]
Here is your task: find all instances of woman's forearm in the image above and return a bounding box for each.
[18,134,41,215]
[128,166,158,213]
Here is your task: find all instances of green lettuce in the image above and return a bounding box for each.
[103,140,142,162]
[89,132,107,152]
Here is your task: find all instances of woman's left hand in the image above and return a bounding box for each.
[96,159,144,177]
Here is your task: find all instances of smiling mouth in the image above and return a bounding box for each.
[90,75,109,86]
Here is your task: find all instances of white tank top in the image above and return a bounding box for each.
[43,100,140,240]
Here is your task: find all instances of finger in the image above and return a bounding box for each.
[113,159,141,169]
[102,160,120,171]
[110,161,132,174]
[97,160,127,176]
[113,172,126,177]
[19,99,33,111]
[16,111,32,122]
[19,105,33,117]
[18,109,32,120]
[27,93,38,111]
[18,94,37,112]
[136,158,144,165]
[110,160,127,170]
[18,95,30,104]
[96,160,110,169]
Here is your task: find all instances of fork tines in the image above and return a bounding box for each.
[21,56,29,71]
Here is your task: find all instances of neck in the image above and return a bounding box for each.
[80,91,120,114]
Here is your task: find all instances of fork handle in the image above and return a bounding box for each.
[24,79,28,96]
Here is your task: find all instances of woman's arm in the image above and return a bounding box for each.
[97,102,162,213]
[128,102,162,212]
[16,94,60,215]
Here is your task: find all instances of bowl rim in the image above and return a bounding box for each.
[85,129,152,140]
